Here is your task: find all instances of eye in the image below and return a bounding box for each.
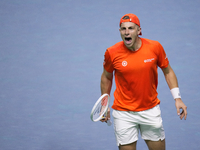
[128,26,134,30]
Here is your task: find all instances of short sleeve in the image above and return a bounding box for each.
[157,43,169,68]
[103,49,114,73]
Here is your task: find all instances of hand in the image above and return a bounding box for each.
[175,98,187,120]
[100,107,111,123]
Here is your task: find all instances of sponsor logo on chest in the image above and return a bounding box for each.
[144,58,155,63]
[121,58,155,67]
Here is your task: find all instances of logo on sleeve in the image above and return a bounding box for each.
[122,61,128,67]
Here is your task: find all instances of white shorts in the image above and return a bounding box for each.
[112,105,165,146]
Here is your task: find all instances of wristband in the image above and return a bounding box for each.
[170,87,181,99]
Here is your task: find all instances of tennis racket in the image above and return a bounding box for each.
[90,94,112,126]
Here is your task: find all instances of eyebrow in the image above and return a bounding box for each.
[120,26,135,29]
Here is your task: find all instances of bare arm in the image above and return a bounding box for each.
[162,64,187,120]
[100,69,113,122]
[101,69,113,95]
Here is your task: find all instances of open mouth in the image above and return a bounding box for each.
[125,37,132,45]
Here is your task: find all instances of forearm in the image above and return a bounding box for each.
[101,76,112,95]
[162,64,187,119]
[164,70,178,89]
[100,69,113,122]
[100,70,113,95]
[162,64,183,101]
[162,64,179,89]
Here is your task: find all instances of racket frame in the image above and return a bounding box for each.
[90,94,110,122]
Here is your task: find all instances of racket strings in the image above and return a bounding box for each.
[92,96,108,120]
[101,96,108,106]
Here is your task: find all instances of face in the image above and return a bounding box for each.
[119,22,141,50]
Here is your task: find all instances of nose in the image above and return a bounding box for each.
[125,29,129,35]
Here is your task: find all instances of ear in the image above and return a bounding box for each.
[138,27,142,35]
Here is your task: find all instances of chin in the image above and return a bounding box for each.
[125,44,132,49]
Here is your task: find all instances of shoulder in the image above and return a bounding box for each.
[141,38,164,55]
[107,41,124,53]
[104,41,126,63]
[141,38,162,47]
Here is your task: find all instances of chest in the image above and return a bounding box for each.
[113,49,158,74]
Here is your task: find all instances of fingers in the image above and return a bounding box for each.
[179,107,187,120]
[180,111,184,120]
[177,108,180,116]
[175,99,187,120]
[180,112,185,120]
[184,110,188,120]
[100,113,110,123]
[100,116,110,123]
[179,108,187,120]
[100,117,107,122]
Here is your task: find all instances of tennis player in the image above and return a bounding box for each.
[100,13,187,150]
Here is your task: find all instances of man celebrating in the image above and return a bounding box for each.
[100,13,187,150]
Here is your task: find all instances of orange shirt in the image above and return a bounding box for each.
[103,38,169,111]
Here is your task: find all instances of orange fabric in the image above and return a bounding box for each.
[103,38,169,111]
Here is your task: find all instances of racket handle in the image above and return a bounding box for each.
[107,119,112,126]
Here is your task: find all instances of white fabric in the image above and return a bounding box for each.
[170,87,181,99]
[112,105,165,146]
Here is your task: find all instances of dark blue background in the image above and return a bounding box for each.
[0,0,199,149]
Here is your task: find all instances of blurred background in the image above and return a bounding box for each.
[0,0,199,149]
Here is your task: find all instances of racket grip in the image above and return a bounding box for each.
[107,119,112,126]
